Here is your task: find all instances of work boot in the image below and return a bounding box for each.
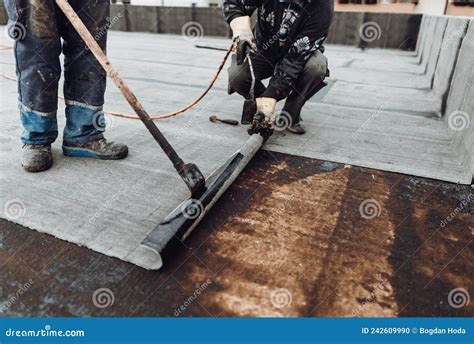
[62,138,128,160]
[287,123,306,135]
[21,144,53,173]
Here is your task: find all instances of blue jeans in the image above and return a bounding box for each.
[4,0,110,145]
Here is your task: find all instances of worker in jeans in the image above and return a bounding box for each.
[224,0,333,134]
[4,0,128,173]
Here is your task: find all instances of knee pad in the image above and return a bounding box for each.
[306,52,329,82]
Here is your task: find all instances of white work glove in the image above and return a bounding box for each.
[230,16,256,50]
[248,97,277,137]
[256,97,277,124]
[256,97,276,115]
[230,16,256,65]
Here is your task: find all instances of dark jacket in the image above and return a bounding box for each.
[223,0,334,99]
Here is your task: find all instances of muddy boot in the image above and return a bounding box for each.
[62,138,128,160]
[287,122,306,135]
[21,144,53,173]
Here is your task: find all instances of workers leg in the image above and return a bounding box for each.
[227,53,275,99]
[4,0,61,144]
[58,0,127,160]
[58,0,110,144]
[282,50,328,125]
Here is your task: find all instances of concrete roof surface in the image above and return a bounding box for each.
[0,20,472,316]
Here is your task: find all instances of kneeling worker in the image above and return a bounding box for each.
[224,0,334,134]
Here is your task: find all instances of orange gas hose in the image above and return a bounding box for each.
[0,43,234,121]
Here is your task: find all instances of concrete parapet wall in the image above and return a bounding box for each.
[0,3,420,50]
[326,11,365,46]
[444,19,474,178]
[110,5,230,37]
[109,5,420,50]
[326,12,421,50]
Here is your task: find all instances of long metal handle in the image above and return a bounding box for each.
[55,0,205,194]
[247,53,256,101]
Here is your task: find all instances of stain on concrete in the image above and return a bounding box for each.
[387,180,473,317]
[306,167,398,317]
[196,166,349,317]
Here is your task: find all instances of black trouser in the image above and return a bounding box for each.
[228,50,328,125]
[4,0,109,144]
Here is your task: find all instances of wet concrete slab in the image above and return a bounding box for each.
[1,151,472,317]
